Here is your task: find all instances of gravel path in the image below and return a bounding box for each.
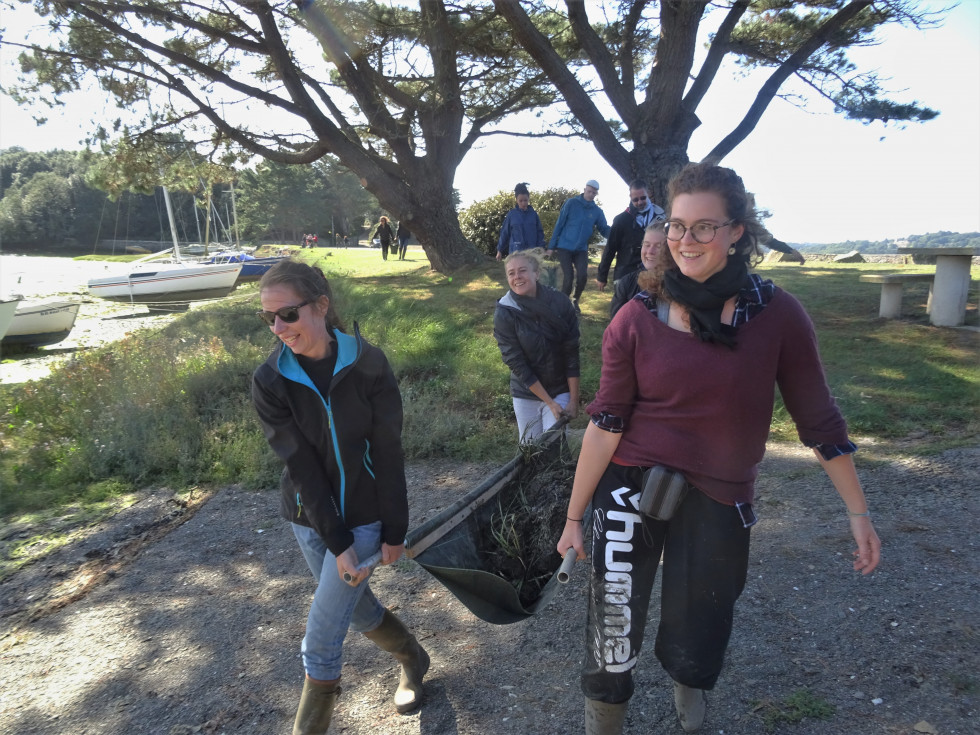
[1,442,977,735]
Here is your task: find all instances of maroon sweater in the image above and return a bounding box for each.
[588,288,848,505]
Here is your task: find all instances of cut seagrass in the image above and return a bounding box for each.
[405,420,576,624]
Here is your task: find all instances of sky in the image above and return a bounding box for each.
[1,1,978,245]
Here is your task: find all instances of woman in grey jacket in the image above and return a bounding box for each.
[493,248,581,442]
[252,260,428,734]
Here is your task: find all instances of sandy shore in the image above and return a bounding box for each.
[0,255,220,385]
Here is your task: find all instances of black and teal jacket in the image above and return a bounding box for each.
[251,325,408,556]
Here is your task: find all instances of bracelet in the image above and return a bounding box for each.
[847,509,871,517]
[567,516,583,523]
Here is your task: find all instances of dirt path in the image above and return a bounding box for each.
[1,441,977,735]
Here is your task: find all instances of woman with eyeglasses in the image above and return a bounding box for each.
[557,163,880,734]
[251,260,428,734]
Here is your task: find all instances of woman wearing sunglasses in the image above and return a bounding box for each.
[251,260,428,734]
[557,163,880,734]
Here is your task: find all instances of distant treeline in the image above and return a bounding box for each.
[0,147,381,253]
[790,231,980,254]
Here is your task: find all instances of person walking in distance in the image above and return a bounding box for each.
[496,182,545,261]
[595,179,665,297]
[252,261,429,734]
[546,179,610,312]
[373,216,395,261]
[396,221,411,260]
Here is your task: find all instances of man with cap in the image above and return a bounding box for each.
[546,179,610,312]
[595,178,665,297]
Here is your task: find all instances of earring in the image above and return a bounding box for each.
[728,246,736,255]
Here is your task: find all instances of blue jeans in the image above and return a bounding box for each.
[291,522,387,680]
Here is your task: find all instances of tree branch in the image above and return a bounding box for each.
[684,0,750,113]
[565,0,637,129]
[493,0,630,179]
[704,0,874,163]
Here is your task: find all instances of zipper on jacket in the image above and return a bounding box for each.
[296,492,303,519]
[324,400,347,521]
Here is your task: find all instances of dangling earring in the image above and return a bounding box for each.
[728,246,736,256]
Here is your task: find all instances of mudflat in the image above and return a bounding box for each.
[0,255,238,384]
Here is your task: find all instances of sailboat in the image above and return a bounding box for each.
[87,186,242,309]
[0,298,21,340]
[1,299,81,349]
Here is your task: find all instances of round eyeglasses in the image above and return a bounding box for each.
[256,300,312,326]
[665,220,734,244]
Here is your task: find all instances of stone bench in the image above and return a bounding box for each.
[859,273,934,318]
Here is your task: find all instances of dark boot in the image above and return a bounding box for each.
[673,682,707,732]
[585,698,627,735]
[362,609,430,713]
[292,677,341,735]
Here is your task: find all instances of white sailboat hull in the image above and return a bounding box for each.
[2,300,81,348]
[87,262,243,305]
[0,299,20,339]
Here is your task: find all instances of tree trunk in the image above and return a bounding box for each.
[628,144,692,212]
[363,173,484,273]
[405,200,484,273]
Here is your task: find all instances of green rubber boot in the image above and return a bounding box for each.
[585,697,628,735]
[292,677,341,735]
[363,609,430,713]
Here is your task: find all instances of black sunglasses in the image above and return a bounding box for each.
[256,300,312,326]
[631,195,648,203]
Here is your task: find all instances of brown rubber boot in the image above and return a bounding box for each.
[585,697,627,735]
[292,677,341,735]
[673,682,707,732]
[362,609,430,713]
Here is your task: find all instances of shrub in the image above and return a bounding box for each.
[460,186,588,256]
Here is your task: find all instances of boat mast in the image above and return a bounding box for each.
[162,185,183,263]
[229,180,240,249]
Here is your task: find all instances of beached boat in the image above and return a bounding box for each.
[87,260,242,306]
[0,298,21,340]
[87,186,242,308]
[1,299,81,349]
[204,251,287,283]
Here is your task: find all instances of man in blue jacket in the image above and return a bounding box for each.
[546,179,610,312]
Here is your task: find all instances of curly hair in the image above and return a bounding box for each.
[639,163,765,295]
[258,259,346,332]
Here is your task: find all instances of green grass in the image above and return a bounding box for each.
[760,262,980,444]
[0,250,977,520]
[752,688,836,730]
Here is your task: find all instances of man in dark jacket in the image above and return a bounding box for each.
[595,179,665,294]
